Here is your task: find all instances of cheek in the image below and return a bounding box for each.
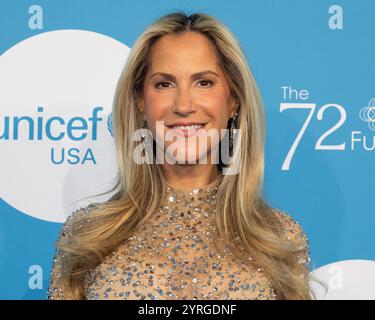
[143,92,169,125]
[145,109,161,126]
[208,101,230,127]
[204,89,231,122]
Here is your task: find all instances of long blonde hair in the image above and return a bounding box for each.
[56,10,319,299]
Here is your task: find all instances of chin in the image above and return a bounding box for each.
[164,146,213,165]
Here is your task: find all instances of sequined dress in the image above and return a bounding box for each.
[48,177,310,300]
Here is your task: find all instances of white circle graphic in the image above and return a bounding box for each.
[0,30,130,222]
[310,259,375,299]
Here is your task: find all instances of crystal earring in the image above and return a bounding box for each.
[229,110,239,157]
[140,118,147,139]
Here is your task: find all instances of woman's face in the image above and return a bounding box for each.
[139,31,237,164]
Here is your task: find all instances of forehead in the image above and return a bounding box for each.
[148,32,222,73]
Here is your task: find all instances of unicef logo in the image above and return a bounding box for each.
[0,30,130,222]
[359,98,375,131]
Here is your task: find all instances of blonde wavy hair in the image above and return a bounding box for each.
[55,11,320,299]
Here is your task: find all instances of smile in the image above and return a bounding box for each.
[166,123,206,137]
[169,124,203,129]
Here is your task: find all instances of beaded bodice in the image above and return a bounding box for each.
[48,176,310,300]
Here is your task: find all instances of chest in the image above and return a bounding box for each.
[84,225,277,300]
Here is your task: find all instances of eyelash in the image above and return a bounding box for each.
[154,79,214,89]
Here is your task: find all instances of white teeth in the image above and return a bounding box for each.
[171,124,203,130]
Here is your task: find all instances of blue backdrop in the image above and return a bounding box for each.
[0,0,374,299]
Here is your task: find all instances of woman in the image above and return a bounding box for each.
[48,11,314,300]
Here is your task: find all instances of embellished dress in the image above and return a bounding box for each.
[48,176,310,300]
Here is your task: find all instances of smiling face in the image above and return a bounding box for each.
[138,31,238,165]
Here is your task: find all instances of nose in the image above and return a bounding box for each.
[172,86,196,116]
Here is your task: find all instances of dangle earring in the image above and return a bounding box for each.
[139,117,153,162]
[229,109,239,157]
[140,118,147,139]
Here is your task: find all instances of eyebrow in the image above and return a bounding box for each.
[149,70,220,81]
